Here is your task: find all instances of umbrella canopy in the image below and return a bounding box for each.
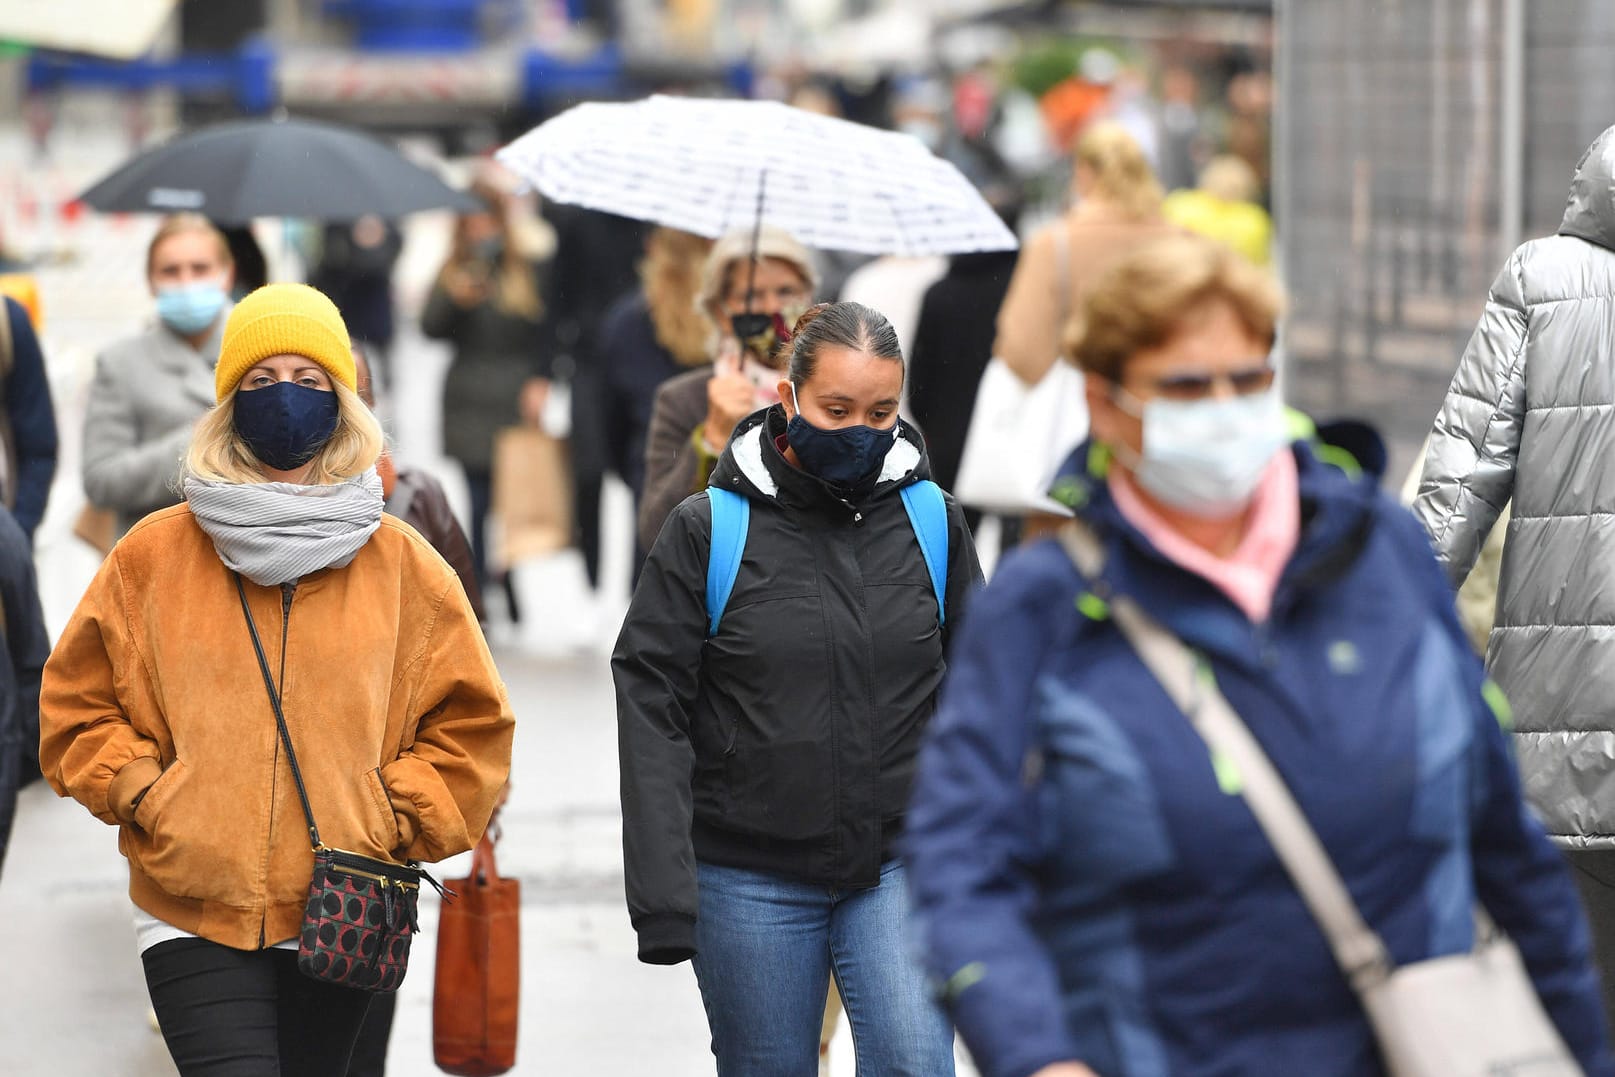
[495,95,1018,257]
[77,117,480,224]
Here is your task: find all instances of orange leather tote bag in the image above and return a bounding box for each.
[433,831,520,1075]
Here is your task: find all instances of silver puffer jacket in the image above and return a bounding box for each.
[1415,124,1615,848]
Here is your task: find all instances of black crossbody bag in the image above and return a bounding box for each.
[236,574,449,993]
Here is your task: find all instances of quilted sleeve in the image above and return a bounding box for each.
[1412,250,1529,586]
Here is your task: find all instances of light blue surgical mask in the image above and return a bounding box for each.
[156,281,228,336]
[1113,386,1287,518]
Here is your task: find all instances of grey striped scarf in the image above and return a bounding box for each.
[184,469,384,586]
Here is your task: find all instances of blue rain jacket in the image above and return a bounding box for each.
[904,442,1611,1077]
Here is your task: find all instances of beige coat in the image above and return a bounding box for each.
[992,206,1176,386]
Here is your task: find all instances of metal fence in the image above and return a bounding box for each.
[1275,0,1615,480]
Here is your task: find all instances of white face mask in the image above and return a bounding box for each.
[1114,387,1287,519]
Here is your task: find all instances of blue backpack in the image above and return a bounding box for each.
[705,481,950,637]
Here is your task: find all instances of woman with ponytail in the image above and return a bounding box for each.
[613,301,981,1075]
[994,121,1175,387]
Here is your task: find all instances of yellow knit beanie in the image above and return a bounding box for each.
[214,283,355,402]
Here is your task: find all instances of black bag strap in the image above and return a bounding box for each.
[235,573,322,852]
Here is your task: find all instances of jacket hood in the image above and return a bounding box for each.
[709,405,930,506]
[1560,124,1615,249]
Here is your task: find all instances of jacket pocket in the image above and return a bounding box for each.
[721,735,837,842]
[132,758,186,836]
[129,758,257,904]
[364,767,405,856]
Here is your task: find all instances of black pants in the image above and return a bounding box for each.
[1567,849,1615,1033]
[143,938,373,1077]
[463,466,520,623]
[345,991,395,1077]
[463,467,493,593]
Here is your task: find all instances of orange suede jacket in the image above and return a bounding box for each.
[39,504,514,950]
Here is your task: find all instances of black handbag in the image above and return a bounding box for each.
[235,574,449,992]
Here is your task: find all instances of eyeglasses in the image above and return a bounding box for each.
[1129,363,1277,402]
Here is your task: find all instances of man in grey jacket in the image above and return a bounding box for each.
[82,215,233,537]
[1415,123,1615,1024]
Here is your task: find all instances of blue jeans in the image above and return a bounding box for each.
[692,859,955,1077]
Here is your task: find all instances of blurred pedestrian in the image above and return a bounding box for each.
[1221,71,1273,208]
[906,234,1610,1077]
[993,121,1175,388]
[545,205,647,594]
[614,301,981,1077]
[39,283,514,1077]
[0,295,58,542]
[596,227,713,568]
[421,180,552,616]
[310,217,403,390]
[1163,155,1274,266]
[357,343,484,622]
[345,343,486,1077]
[83,213,234,538]
[1415,123,1615,1029]
[636,227,818,552]
[0,501,48,877]
[908,193,1023,505]
[1156,66,1205,193]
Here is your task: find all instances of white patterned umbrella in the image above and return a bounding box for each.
[495,95,1018,256]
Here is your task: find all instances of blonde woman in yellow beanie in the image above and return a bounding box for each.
[39,283,515,1077]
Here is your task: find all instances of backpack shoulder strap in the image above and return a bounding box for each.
[900,480,950,625]
[705,486,750,637]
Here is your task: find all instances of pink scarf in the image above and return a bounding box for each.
[1109,450,1300,623]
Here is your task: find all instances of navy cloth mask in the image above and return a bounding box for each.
[786,385,896,490]
[233,381,341,473]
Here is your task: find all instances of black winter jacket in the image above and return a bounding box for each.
[612,405,982,965]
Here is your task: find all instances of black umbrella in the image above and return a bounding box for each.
[77,116,480,224]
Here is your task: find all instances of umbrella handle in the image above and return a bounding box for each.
[743,169,767,314]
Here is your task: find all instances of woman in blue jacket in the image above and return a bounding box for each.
[903,234,1611,1077]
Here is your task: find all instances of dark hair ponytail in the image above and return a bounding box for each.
[785,301,903,386]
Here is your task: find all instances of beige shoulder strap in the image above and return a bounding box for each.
[1054,218,1073,323]
[0,297,13,381]
[1056,521,1394,993]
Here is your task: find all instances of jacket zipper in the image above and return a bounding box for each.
[323,861,422,890]
[321,850,451,899]
[256,583,296,948]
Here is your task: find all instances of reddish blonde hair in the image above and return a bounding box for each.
[1065,233,1283,382]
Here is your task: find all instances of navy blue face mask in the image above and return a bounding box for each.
[233,381,341,473]
[785,385,897,490]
